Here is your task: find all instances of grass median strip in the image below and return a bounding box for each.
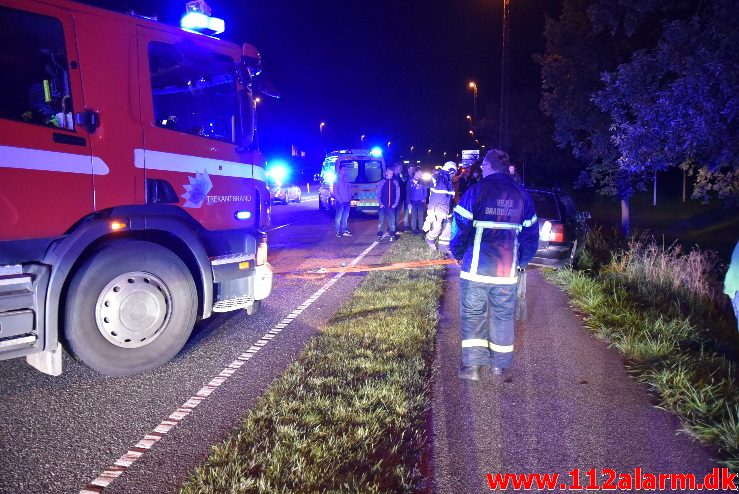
[180,235,445,493]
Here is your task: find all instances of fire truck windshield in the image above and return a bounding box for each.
[149,41,246,145]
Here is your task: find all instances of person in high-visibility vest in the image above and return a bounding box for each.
[423,161,457,249]
[450,149,539,380]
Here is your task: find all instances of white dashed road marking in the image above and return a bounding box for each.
[80,241,380,493]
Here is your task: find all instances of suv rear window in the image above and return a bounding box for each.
[528,190,560,220]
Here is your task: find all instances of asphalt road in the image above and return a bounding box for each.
[431,265,720,493]
[0,195,392,494]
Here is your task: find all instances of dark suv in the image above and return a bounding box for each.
[525,188,590,267]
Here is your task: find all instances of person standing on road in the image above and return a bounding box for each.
[393,163,410,233]
[334,163,352,237]
[725,240,739,331]
[423,161,457,249]
[376,167,401,242]
[450,149,539,380]
[456,166,472,201]
[509,164,523,185]
[408,168,429,235]
[469,167,482,187]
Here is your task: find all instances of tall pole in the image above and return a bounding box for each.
[469,82,478,123]
[653,170,657,206]
[319,122,325,153]
[499,0,510,152]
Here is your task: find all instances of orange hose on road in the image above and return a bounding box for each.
[274,258,457,279]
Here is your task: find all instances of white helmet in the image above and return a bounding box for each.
[442,161,457,173]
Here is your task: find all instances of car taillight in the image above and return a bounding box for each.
[256,238,268,265]
[549,223,565,242]
[541,221,565,243]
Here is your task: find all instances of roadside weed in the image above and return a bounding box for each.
[547,236,739,468]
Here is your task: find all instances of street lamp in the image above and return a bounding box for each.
[410,146,414,157]
[468,81,478,121]
[427,148,432,156]
[319,122,325,136]
[360,134,366,144]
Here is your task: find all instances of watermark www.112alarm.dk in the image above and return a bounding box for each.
[486,467,736,491]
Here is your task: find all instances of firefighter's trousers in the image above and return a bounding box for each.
[460,279,517,369]
[423,203,449,242]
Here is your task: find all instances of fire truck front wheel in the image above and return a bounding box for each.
[64,241,197,376]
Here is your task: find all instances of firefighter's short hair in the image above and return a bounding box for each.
[483,149,510,174]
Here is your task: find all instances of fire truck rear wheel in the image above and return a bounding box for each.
[64,241,197,376]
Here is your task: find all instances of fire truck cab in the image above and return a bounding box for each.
[0,0,274,376]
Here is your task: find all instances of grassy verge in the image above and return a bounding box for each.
[546,231,739,469]
[180,235,445,493]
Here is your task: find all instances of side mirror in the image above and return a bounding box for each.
[255,78,280,99]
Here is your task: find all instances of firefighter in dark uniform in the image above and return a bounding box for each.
[423,161,457,249]
[450,149,539,380]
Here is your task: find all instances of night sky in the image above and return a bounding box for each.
[78,0,561,162]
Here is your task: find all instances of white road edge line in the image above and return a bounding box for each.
[266,221,295,232]
[80,241,381,494]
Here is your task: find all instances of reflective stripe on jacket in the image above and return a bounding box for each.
[450,173,539,285]
[428,171,454,208]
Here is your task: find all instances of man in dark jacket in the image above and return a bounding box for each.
[393,163,410,232]
[450,149,539,380]
[375,168,401,242]
[333,164,352,237]
[408,168,429,234]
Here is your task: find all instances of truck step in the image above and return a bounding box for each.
[0,309,35,340]
[0,333,36,350]
[213,295,255,312]
[0,274,34,312]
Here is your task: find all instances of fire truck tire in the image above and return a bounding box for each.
[64,241,197,376]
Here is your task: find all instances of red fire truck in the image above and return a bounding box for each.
[0,0,274,376]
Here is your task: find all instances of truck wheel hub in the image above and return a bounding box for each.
[96,272,172,348]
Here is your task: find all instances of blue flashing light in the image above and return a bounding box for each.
[181,11,225,35]
[267,161,290,183]
[370,147,383,158]
[324,170,337,184]
[235,211,252,220]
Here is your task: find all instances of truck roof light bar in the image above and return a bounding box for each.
[181,1,224,35]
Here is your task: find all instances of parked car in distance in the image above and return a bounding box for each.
[270,183,302,204]
[525,188,590,268]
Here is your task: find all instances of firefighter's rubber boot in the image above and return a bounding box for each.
[458,365,481,381]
